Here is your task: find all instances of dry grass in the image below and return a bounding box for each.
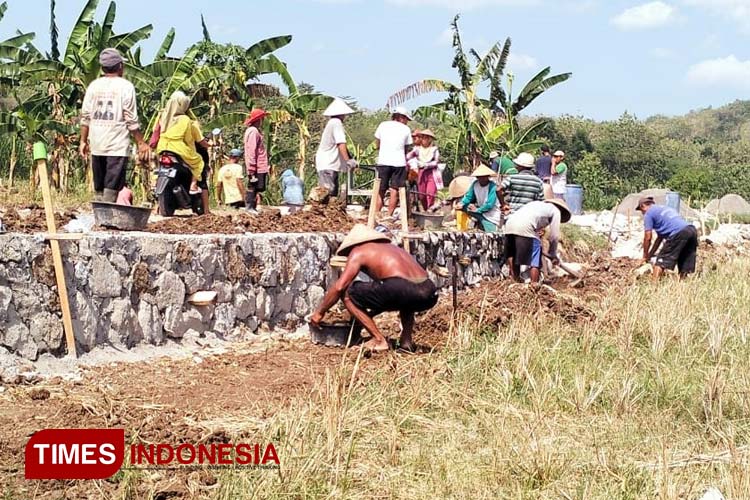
[207,258,750,499]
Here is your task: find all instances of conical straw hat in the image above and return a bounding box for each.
[545,198,572,223]
[470,164,496,178]
[336,224,391,256]
[323,98,355,117]
[448,175,475,199]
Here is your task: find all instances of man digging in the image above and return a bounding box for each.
[637,196,698,279]
[310,224,439,352]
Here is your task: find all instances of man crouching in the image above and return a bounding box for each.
[310,224,439,352]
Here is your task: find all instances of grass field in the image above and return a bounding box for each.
[206,258,750,499]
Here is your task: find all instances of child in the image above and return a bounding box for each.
[216,149,246,208]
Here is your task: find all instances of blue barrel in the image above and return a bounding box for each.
[666,191,681,213]
[564,184,584,215]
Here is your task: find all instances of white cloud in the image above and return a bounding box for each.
[686,55,750,87]
[507,53,538,70]
[611,1,678,30]
[684,0,750,31]
[385,0,534,9]
[650,47,674,58]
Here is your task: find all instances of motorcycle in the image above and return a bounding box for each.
[153,151,205,216]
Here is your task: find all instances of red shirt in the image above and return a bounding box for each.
[244,126,269,174]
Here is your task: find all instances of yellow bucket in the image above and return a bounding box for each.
[455,210,470,231]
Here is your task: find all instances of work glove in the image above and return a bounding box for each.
[345,159,358,171]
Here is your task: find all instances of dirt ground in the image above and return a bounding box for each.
[146,201,355,235]
[1,205,75,233]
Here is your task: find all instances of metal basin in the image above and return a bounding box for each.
[412,211,445,229]
[92,202,151,231]
[309,321,362,347]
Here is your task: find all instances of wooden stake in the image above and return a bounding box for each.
[399,187,410,252]
[34,142,77,358]
[367,177,381,229]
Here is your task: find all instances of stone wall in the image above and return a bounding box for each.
[0,231,503,359]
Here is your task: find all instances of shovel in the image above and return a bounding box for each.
[543,252,586,287]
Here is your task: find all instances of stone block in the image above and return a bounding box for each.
[91,255,122,298]
[71,292,97,350]
[137,302,164,345]
[234,293,256,320]
[29,312,63,352]
[155,271,185,311]
[212,303,236,334]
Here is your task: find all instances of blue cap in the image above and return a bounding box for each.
[229,149,242,157]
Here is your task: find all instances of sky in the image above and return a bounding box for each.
[2,0,750,120]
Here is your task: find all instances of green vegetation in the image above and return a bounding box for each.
[212,259,750,498]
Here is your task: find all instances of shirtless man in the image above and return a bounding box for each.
[310,224,439,352]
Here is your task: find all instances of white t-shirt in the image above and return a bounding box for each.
[375,120,412,167]
[315,118,347,172]
[80,76,140,157]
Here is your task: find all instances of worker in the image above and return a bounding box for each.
[503,199,572,283]
[457,164,502,232]
[374,106,413,219]
[499,152,544,214]
[315,98,358,197]
[281,169,305,206]
[637,196,698,279]
[79,48,150,202]
[310,224,438,353]
[406,129,441,211]
[216,149,246,208]
[550,150,568,200]
[243,108,270,214]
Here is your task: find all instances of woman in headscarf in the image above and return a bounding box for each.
[406,129,440,211]
[156,91,209,195]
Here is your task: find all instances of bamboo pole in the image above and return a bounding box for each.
[399,187,410,252]
[367,177,381,228]
[33,142,77,358]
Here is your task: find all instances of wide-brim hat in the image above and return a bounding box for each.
[244,108,268,126]
[323,98,355,117]
[553,150,565,158]
[336,224,391,256]
[545,198,572,223]
[448,175,475,199]
[411,129,421,137]
[513,152,535,169]
[636,196,655,212]
[419,129,436,139]
[470,164,496,178]
[392,106,413,121]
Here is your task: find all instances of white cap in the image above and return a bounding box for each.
[553,150,565,157]
[513,152,535,169]
[323,98,355,117]
[489,151,499,159]
[392,106,413,121]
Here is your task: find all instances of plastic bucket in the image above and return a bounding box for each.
[564,184,584,215]
[666,191,681,213]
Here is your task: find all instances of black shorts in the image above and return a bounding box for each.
[198,166,209,190]
[347,278,438,315]
[91,155,128,192]
[376,166,407,195]
[656,226,698,274]
[503,234,542,268]
[248,172,268,192]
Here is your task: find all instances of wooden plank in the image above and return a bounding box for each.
[399,187,410,252]
[367,177,381,229]
[39,233,85,241]
[34,142,77,358]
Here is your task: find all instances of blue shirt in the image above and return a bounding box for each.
[644,205,689,238]
[535,156,552,180]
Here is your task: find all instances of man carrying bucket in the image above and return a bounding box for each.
[310,224,438,353]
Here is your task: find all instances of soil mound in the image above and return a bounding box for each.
[1,205,74,233]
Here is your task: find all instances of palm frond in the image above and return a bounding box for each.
[386,79,456,108]
[512,70,572,115]
[99,1,117,49]
[254,54,295,94]
[155,28,175,60]
[63,0,99,67]
[450,15,472,87]
[0,2,7,22]
[200,14,211,42]
[246,35,292,59]
[111,24,153,53]
[489,38,511,110]
[204,111,248,131]
[49,0,59,60]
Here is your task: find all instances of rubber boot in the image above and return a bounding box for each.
[103,188,118,203]
[245,189,257,211]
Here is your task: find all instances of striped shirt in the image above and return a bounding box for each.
[500,170,544,213]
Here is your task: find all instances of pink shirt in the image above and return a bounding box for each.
[244,126,269,174]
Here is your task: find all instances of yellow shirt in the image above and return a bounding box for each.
[218,163,244,204]
[156,115,204,178]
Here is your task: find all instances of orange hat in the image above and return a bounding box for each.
[245,108,268,126]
